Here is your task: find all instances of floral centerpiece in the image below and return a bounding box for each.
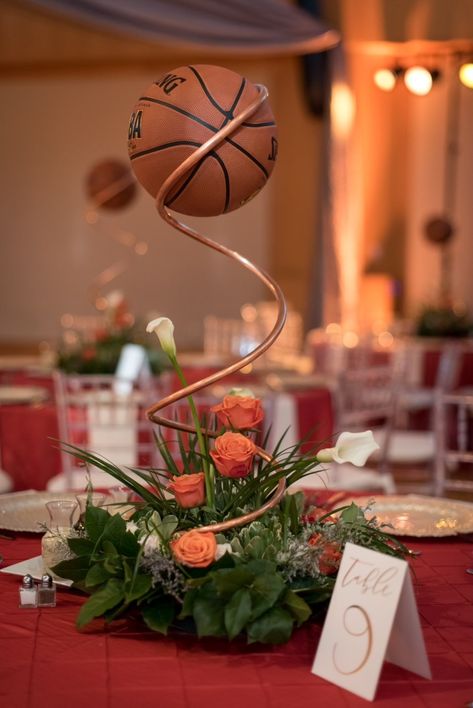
[54,318,410,645]
[56,291,168,375]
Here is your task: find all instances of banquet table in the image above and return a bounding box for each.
[0,532,472,707]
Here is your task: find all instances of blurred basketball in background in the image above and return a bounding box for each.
[86,158,136,210]
[127,64,278,217]
[424,216,454,245]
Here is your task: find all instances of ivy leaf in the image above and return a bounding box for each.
[125,573,152,603]
[76,578,125,628]
[247,607,294,645]
[282,590,311,626]
[84,505,110,544]
[85,563,111,588]
[192,586,226,637]
[178,588,197,619]
[211,567,254,597]
[102,513,139,556]
[249,573,285,620]
[141,598,176,635]
[52,555,91,583]
[67,537,95,557]
[224,588,252,639]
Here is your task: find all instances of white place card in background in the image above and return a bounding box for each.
[312,542,431,701]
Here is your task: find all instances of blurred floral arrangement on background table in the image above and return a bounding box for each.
[415,303,472,339]
[56,290,169,375]
[53,318,410,645]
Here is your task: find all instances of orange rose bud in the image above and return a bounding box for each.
[171,530,217,568]
[211,396,264,430]
[210,431,256,478]
[168,472,205,509]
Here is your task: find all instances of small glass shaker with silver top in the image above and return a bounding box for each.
[37,574,56,607]
[19,574,37,608]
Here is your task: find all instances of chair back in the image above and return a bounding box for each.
[335,365,398,473]
[433,391,473,496]
[53,371,165,488]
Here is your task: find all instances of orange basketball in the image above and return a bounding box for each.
[127,65,278,217]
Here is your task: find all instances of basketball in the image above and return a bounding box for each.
[127,64,278,217]
[86,158,136,210]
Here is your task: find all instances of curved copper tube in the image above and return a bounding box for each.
[146,85,287,532]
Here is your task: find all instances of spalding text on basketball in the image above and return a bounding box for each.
[268,137,278,162]
[154,74,187,95]
[128,111,143,140]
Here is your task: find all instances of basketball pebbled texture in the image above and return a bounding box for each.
[127,64,278,217]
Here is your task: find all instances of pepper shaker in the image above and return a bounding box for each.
[19,574,37,608]
[37,574,56,607]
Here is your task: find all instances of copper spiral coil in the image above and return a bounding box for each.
[146,85,287,533]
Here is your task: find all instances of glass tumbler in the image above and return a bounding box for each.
[41,500,79,577]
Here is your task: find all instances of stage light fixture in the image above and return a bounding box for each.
[373,67,402,92]
[459,61,473,88]
[404,66,440,96]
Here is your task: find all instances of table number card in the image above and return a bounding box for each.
[312,542,431,701]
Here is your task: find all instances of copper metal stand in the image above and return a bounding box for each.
[146,86,288,532]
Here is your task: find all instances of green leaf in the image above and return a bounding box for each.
[85,563,111,588]
[68,537,95,556]
[158,515,179,541]
[76,578,125,628]
[247,607,294,645]
[102,514,139,556]
[52,555,91,583]
[193,596,226,637]
[84,505,110,544]
[142,598,176,634]
[178,588,197,619]
[246,559,277,575]
[224,588,252,639]
[102,540,118,556]
[211,567,254,596]
[249,572,285,620]
[340,503,365,524]
[125,573,152,603]
[282,590,311,626]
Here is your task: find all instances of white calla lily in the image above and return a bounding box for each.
[146,317,176,359]
[317,430,379,467]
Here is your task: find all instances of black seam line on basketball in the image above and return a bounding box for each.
[136,96,269,178]
[168,150,230,213]
[220,78,246,130]
[130,139,202,161]
[187,66,228,118]
[242,121,276,128]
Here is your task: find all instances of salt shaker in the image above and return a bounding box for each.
[37,574,56,607]
[19,574,37,608]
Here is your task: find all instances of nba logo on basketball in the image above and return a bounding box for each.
[128,111,143,141]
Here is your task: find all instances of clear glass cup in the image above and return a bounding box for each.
[41,499,79,577]
[75,492,106,518]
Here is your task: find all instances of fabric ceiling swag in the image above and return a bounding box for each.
[26,0,340,55]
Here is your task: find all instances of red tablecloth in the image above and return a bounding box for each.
[0,533,472,707]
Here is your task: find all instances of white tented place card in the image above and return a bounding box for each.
[312,542,431,701]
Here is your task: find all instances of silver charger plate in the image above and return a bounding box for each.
[351,494,473,537]
[0,491,79,532]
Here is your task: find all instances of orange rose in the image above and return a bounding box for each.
[168,473,205,508]
[309,534,341,575]
[211,396,264,430]
[171,530,216,568]
[210,431,256,478]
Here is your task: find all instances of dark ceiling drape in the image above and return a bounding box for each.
[26,0,339,55]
